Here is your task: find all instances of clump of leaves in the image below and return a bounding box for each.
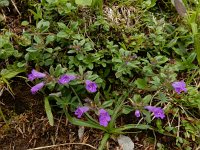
[1,0,200,149]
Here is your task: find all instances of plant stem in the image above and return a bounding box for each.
[70,86,98,124]
[98,133,110,150]
[0,107,7,124]
[109,94,127,128]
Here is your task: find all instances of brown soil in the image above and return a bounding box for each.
[0,81,101,150]
[0,81,156,150]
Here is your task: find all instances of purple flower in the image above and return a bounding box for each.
[58,74,76,84]
[28,69,46,81]
[99,109,111,127]
[145,106,165,119]
[75,106,89,118]
[135,110,141,118]
[85,80,97,93]
[172,80,187,94]
[31,82,45,94]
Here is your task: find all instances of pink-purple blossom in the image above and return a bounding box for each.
[99,109,111,127]
[85,80,97,93]
[31,82,45,94]
[28,69,46,81]
[135,110,141,118]
[145,106,165,119]
[58,74,76,84]
[75,106,89,118]
[172,80,187,94]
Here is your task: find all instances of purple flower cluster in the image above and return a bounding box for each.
[29,69,101,125]
[28,69,46,94]
[99,109,111,127]
[172,80,187,94]
[28,68,98,94]
[74,107,111,127]
[133,80,187,120]
[145,106,165,119]
[134,106,165,119]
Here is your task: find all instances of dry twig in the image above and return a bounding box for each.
[10,0,21,16]
[27,143,97,150]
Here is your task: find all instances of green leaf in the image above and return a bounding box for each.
[165,126,174,132]
[0,0,9,7]
[115,71,122,78]
[54,64,62,77]
[187,52,196,63]
[76,54,84,60]
[102,100,113,108]
[44,97,54,126]
[155,56,169,65]
[134,78,147,89]
[49,66,54,75]
[75,0,92,6]
[57,22,67,29]
[1,68,24,79]
[45,48,53,53]
[45,58,54,66]
[57,31,69,38]
[79,66,84,76]
[143,110,151,123]
[46,35,55,45]
[21,21,29,26]
[133,94,141,102]
[156,119,164,131]
[34,35,43,44]
[112,124,151,133]
[0,107,7,124]
[37,20,50,32]
[167,38,178,48]
[191,23,198,34]
[157,92,168,103]
[148,0,157,8]
[94,92,100,105]
[143,95,152,104]
[26,47,38,52]
[46,0,55,4]
[109,94,128,128]
[122,105,133,114]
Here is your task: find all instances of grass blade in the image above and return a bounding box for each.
[44,97,54,126]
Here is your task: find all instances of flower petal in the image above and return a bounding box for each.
[85,80,97,93]
[31,82,45,94]
[58,74,76,84]
[99,109,111,127]
[75,106,89,118]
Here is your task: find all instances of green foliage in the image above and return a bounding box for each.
[1,0,200,149]
[0,0,9,7]
[0,64,25,96]
[185,1,200,65]
[75,0,92,6]
[0,32,22,59]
